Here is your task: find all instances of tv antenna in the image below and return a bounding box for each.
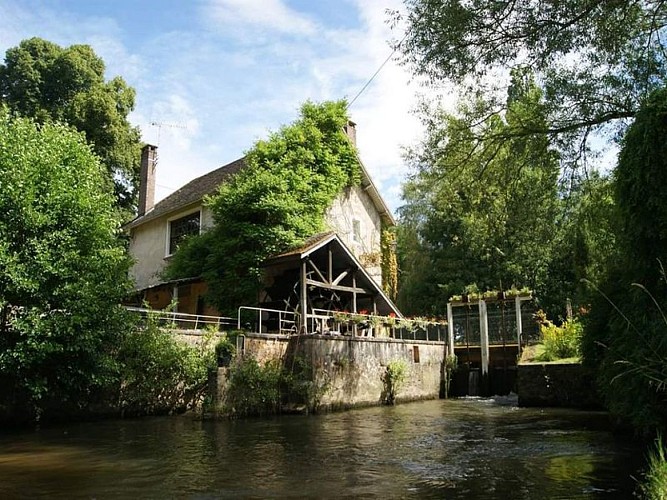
[150,121,187,146]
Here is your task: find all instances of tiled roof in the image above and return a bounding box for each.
[126,157,246,228]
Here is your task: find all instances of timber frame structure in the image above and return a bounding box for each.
[261,232,402,333]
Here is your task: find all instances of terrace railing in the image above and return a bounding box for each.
[125,306,236,331]
[237,306,298,336]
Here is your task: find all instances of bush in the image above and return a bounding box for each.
[225,357,283,417]
[383,360,408,405]
[537,319,582,361]
[115,315,216,416]
[214,336,236,367]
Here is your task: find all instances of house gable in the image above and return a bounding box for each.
[127,124,395,292]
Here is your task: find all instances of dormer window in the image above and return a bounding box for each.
[167,210,201,256]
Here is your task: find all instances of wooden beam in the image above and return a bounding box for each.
[300,260,308,333]
[328,244,333,283]
[332,269,351,286]
[306,258,328,284]
[305,279,369,295]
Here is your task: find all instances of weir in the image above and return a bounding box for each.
[447,295,538,396]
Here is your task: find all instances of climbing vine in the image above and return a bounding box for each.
[166,100,360,314]
[381,227,398,301]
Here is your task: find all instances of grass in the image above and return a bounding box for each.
[519,344,580,365]
[638,436,667,500]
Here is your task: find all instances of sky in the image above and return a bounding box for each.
[0,0,446,214]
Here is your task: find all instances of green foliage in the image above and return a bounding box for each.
[541,173,617,317]
[214,335,236,366]
[638,436,667,500]
[381,227,398,300]
[395,1,665,170]
[615,87,667,288]
[0,108,131,420]
[537,319,582,362]
[224,354,328,417]
[225,357,284,417]
[397,71,560,315]
[383,359,408,405]
[0,37,141,213]
[166,100,360,314]
[582,87,667,435]
[115,314,216,416]
[442,355,458,399]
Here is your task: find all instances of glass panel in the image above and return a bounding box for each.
[169,212,200,254]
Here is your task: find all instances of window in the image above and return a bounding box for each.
[352,219,361,243]
[168,211,200,255]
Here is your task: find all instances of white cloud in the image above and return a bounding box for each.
[0,0,447,215]
[203,0,317,37]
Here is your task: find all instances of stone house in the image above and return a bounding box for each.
[125,122,400,325]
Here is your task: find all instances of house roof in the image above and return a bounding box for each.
[126,142,396,230]
[264,231,403,318]
[126,157,246,229]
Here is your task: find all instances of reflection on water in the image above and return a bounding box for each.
[0,397,642,498]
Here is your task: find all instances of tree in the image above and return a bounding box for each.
[393,0,666,173]
[166,101,360,314]
[0,108,132,420]
[397,71,561,315]
[0,38,141,213]
[582,87,667,434]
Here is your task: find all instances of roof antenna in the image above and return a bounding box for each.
[149,121,187,146]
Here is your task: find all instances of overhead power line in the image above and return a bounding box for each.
[347,31,409,109]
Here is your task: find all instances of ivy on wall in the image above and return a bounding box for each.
[381,227,398,301]
[165,100,361,314]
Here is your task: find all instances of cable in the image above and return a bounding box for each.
[347,31,409,109]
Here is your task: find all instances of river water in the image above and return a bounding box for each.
[0,397,643,499]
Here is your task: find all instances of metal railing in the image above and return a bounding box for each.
[125,306,236,331]
[311,309,447,342]
[237,306,298,336]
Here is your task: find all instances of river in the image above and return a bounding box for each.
[0,397,643,499]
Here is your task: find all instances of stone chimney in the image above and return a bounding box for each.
[138,144,157,216]
[343,120,357,147]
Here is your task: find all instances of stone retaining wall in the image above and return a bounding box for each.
[287,335,448,410]
[517,362,601,409]
[210,334,449,414]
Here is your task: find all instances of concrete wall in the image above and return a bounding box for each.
[325,185,383,286]
[517,362,601,409]
[289,335,447,410]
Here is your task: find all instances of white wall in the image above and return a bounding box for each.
[325,185,383,286]
[129,204,213,290]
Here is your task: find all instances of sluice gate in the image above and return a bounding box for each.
[446,296,538,397]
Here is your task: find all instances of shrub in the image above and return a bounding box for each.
[214,336,236,366]
[538,319,582,361]
[115,315,216,416]
[225,357,283,417]
[383,359,408,405]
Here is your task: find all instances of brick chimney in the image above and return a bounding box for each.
[343,120,357,147]
[138,144,157,216]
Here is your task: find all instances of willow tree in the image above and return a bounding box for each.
[397,71,561,315]
[166,100,360,314]
[393,0,666,175]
